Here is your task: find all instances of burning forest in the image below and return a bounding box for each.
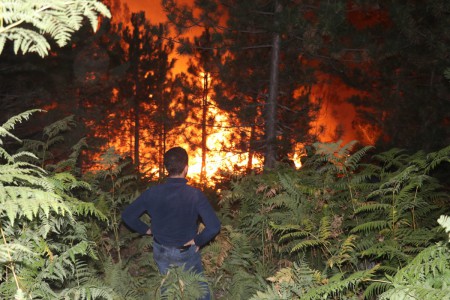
[0,1,449,299]
[1,1,448,186]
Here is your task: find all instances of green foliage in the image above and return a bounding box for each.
[156,266,209,300]
[249,261,321,300]
[3,109,449,300]
[220,140,449,299]
[87,146,138,263]
[0,111,114,299]
[0,0,111,57]
[379,218,450,300]
[250,261,379,300]
[0,111,72,226]
[438,215,450,241]
[351,146,449,266]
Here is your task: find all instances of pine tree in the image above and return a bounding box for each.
[121,12,180,177]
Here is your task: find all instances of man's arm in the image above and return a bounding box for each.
[121,192,151,235]
[193,191,221,247]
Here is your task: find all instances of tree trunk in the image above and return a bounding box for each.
[200,72,209,183]
[264,1,282,170]
[133,57,141,172]
[246,119,256,173]
[159,91,167,179]
[133,93,140,172]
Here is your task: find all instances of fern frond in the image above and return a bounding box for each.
[354,202,392,214]
[351,220,389,234]
[360,242,410,263]
[157,266,210,300]
[0,109,43,134]
[2,186,70,224]
[345,145,374,171]
[278,231,310,243]
[372,148,409,171]
[425,145,450,174]
[0,0,111,57]
[318,216,331,240]
[327,234,358,268]
[0,243,34,263]
[437,215,450,241]
[58,285,115,300]
[278,173,300,201]
[302,265,379,300]
[43,115,76,138]
[364,281,391,299]
[380,242,450,300]
[290,239,329,254]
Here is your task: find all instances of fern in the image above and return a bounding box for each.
[156,265,209,300]
[424,145,450,173]
[302,266,378,300]
[437,215,450,241]
[326,235,358,269]
[0,0,111,57]
[250,260,378,300]
[0,111,116,299]
[221,141,449,300]
[250,261,321,300]
[0,109,43,141]
[379,242,450,300]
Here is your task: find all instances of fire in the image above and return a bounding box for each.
[309,72,380,146]
[161,94,265,184]
[186,103,264,183]
[86,95,265,185]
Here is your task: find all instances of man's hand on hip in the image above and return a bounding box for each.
[184,239,199,252]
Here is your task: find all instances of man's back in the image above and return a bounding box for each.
[122,177,220,248]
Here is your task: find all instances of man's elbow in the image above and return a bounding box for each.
[121,212,128,224]
[212,220,221,236]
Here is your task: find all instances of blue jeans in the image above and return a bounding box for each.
[153,241,211,300]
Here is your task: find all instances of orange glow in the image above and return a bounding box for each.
[309,72,380,146]
[346,2,392,30]
[122,0,202,74]
[125,0,167,23]
[41,102,58,111]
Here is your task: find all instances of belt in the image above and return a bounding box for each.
[154,238,191,253]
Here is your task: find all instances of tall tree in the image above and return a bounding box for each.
[144,23,179,178]
[264,0,282,169]
[120,12,183,178]
[189,28,220,183]
[123,12,145,171]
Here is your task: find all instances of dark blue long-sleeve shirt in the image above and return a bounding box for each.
[121,178,221,248]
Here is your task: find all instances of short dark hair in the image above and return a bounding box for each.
[164,147,188,176]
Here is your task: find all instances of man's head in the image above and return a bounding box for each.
[164,147,188,177]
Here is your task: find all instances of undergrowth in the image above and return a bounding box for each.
[1,111,449,299]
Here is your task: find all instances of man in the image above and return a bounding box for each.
[121,147,221,300]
